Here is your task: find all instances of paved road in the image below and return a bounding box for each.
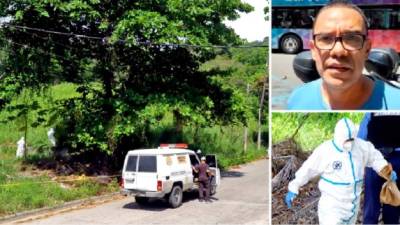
[270,53,302,110]
[13,159,269,225]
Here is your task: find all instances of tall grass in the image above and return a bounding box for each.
[183,122,267,169]
[141,111,267,169]
[0,83,121,217]
[0,145,119,217]
[200,55,245,71]
[0,83,78,148]
[0,176,119,216]
[272,112,364,151]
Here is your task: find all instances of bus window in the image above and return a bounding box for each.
[273,8,316,29]
[274,9,293,28]
[272,1,400,53]
[293,9,314,28]
[389,9,400,29]
[364,9,390,29]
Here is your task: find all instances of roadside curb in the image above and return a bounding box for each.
[0,192,123,224]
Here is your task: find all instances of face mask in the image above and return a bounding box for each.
[343,140,354,151]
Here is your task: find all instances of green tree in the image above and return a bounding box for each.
[0,0,255,167]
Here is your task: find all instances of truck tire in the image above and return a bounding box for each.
[210,185,217,196]
[210,176,217,195]
[135,196,149,205]
[280,34,302,54]
[168,185,183,208]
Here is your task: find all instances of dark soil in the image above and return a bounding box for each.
[272,139,366,224]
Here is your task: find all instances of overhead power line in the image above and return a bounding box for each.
[0,36,76,63]
[8,24,103,40]
[5,24,268,49]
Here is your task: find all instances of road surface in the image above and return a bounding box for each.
[12,159,269,225]
[271,53,302,110]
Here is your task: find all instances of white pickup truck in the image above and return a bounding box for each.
[121,144,221,208]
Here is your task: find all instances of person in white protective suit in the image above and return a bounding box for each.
[285,118,397,225]
[16,136,25,158]
[47,128,56,147]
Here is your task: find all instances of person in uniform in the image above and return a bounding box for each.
[358,112,400,224]
[193,156,212,202]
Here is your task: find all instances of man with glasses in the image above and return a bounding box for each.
[287,1,400,110]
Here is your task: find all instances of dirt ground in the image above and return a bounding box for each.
[271,139,366,224]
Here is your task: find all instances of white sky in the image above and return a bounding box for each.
[224,0,269,42]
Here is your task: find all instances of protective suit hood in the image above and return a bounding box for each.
[334,118,356,151]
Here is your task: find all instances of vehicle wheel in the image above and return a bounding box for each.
[280,34,302,54]
[210,176,217,195]
[168,185,183,208]
[210,185,217,196]
[135,196,149,205]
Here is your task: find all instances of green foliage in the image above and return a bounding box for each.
[0,0,259,158]
[272,113,365,151]
[202,41,269,126]
[0,83,78,148]
[0,147,119,217]
[0,1,268,216]
[0,177,119,216]
[183,124,266,169]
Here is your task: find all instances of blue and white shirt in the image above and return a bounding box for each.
[287,78,400,110]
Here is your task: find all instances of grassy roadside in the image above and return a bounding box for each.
[0,146,119,217]
[0,76,266,216]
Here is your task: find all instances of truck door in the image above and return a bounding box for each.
[123,155,138,190]
[206,154,221,186]
[136,155,158,191]
[189,154,200,181]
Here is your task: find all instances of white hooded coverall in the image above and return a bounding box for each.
[288,118,388,225]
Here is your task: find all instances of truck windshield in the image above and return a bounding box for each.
[138,156,157,172]
[125,155,138,172]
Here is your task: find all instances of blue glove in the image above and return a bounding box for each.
[285,191,297,209]
[391,171,397,181]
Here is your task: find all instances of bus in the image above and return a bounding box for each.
[272,0,400,54]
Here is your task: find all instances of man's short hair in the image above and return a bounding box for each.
[313,0,369,35]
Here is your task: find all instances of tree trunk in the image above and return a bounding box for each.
[23,93,28,158]
[243,127,248,153]
[257,76,268,150]
[243,83,250,152]
[173,110,184,141]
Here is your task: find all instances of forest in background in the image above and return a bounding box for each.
[0,0,268,216]
[0,0,268,170]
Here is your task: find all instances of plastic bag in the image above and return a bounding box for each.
[379,164,400,206]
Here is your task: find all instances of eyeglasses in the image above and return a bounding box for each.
[313,33,367,51]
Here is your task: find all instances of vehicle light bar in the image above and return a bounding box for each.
[159,143,188,148]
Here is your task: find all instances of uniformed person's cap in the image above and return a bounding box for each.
[201,156,206,161]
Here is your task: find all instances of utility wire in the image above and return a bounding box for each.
[18,29,76,50]
[0,36,76,63]
[7,24,103,40]
[6,24,268,49]
[0,25,267,66]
